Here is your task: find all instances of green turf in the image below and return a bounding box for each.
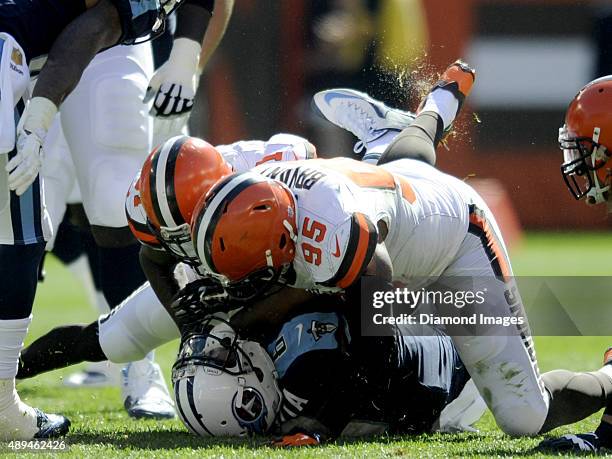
[4,232,612,457]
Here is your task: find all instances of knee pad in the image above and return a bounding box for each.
[91,72,150,152]
[98,283,178,362]
[61,56,152,227]
[87,72,151,227]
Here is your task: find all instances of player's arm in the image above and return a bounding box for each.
[147,0,232,118]
[33,0,122,106]
[231,288,338,342]
[6,0,123,195]
[139,245,181,310]
[198,0,235,71]
[322,214,393,321]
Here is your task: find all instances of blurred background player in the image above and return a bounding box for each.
[0,0,221,438]
[38,0,234,418]
[538,76,612,453]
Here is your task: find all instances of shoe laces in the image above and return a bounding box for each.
[353,140,366,155]
[335,101,379,151]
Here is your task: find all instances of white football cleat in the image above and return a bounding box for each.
[0,379,70,440]
[313,88,415,159]
[121,358,176,420]
[436,379,486,433]
[64,361,121,388]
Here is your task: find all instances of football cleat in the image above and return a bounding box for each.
[121,359,176,420]
[538,433,600,453]
[0,379,70,440]
[312,88,415,159]
[33,409,71,438]
[64,361,121,388]
[420,59,476,114]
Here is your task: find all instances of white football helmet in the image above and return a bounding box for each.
[171,318,282,436]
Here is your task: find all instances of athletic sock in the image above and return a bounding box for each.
[363,130,402,163]
[0,316,31,379]
[0,317,38,440]
[420,88,459,131]
[0,378,38,440]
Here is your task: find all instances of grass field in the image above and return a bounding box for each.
[5,232,612,457]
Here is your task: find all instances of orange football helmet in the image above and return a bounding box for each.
[560,76,612,204]
[138,135,233,262]
[191,172,297,298]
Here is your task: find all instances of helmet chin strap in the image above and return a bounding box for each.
[283,219,297,242]
[265,249,274,268]
[587,127,609,204]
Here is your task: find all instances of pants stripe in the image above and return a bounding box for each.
[6,98,44,244]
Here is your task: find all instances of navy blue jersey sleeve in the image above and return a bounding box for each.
[109,0,162,44]
[0,0,86,61]
[110,0,213,45]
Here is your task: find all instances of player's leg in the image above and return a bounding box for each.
[445,195,612,436]
[379,60,475,166]
[312,60,475,166]
[540,359,612,433]
[441,208,550,436]
[59,44,175,418]
[0,37,68,437]
[18,282,179,376]
[41,118,119,387]
[60,44,153,309]
[18,281,178,418]
[538,348,612,452]
[52,210,122,387]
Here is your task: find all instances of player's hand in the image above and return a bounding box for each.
[272,433,321,448]
[7,97,57,195]
[145,38,201,118]
[170,277,229,330]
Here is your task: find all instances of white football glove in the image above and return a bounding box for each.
[7,97,57,196]
[145,38,201,119]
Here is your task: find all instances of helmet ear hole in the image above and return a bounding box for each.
[221,420,227,426]
[253,204,270,211]
[279,233,287,249]
[220,238,226,251]
[254,367,264,383]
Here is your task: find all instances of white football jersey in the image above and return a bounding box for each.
[126,133,315,253]
[254,157,475,291]
[217,133,316,173]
